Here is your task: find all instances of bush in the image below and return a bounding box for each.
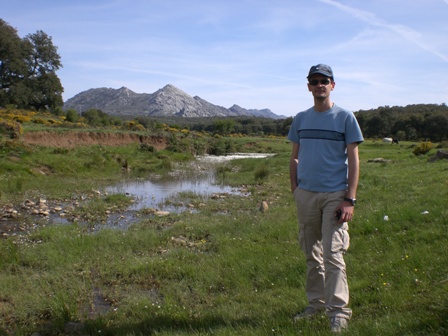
[207,138,235,156]
[254,164,270,181]
[139,143,156,152]
[0,119,23,139]
[413,141,433,155]
[437,140,448,149]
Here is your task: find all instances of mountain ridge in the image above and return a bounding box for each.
[63,84,286,119]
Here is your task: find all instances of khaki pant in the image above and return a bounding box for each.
[293,188,352,319]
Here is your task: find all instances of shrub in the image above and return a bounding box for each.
[0,119,23,139]
[437,140,448,149]
[413,141,433,155]
[139,143,156,152]
[254,164,270,181]
[216,164,232,179]
[207,138,235,156]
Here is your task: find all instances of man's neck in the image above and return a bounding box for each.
[314,98,333,112]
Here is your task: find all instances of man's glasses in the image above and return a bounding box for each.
[309,79,331,86]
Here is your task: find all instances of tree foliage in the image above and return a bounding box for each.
[0,19,63,111]
[355,104,448,141]
[150,104,446,141]
[82,108,122,127]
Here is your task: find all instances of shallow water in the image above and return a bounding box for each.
[106,153,274,212]
[1,153,274,235]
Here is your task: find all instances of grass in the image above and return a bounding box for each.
[0,138,447,335]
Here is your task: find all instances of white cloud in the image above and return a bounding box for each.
[319,0,448,62]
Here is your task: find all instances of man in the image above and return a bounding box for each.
[287,64,363,333]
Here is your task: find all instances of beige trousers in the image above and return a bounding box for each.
[293,188,352,319]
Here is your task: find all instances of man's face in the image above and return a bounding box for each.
[307,75,335,100]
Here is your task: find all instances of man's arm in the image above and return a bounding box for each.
[346,142,360,200]
[289,142,300,193]
[337,142,360,223]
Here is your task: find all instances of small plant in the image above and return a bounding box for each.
[159,157,172,170]
[413,141,433,155]
[254,164,270,181]
[207,138,235,155]
[437,140,448,149]
[139,143,156,152]
[216,164,232,180]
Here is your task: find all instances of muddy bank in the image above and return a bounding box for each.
[21,130,168,149]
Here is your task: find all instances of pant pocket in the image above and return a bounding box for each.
[331,227,350,253]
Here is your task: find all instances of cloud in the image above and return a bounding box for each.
[318,0,448,62]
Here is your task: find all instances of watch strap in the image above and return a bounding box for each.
[344,197,356,206]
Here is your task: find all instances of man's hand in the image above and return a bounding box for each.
[335,203,355,223]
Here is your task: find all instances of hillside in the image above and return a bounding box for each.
[63,84,285,119]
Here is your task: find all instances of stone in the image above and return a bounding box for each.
[154,210,170,217]
[436,150,448,160]
[260,201,269,213]
[64,321,85,334]
[367,158,391,163]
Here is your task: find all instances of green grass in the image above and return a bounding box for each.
[0,139,447,335]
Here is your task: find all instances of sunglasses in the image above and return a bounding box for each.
[308,79,331,86]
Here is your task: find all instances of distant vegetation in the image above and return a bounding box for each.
[1,103,447,142]
[355,103,448,142]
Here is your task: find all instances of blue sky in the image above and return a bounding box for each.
[3,0,448,117]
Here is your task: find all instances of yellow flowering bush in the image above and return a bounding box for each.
[0,119,23,138]
[413,141,433,155]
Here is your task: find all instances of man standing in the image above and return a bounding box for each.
[288,64,363,333]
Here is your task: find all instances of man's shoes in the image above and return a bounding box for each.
[330,316,348,333]
[293,306,324,321]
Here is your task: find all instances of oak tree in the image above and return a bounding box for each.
[0,19,63,110]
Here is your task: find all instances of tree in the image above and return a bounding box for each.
[213,119,234,135]
[65,109,79,123]
[0,19,26,106]
[0,19,63,110]
[424,114,448,141]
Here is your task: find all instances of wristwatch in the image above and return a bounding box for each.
[344,197,357,206]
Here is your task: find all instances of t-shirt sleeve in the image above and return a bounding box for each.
[345,113,364,144]
[287,115,300,143]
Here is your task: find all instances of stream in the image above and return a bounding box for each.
[106,153,273,212]
[0,153,274,235]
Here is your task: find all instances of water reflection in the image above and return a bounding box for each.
[107,172,238,212]
[106,153,273,212]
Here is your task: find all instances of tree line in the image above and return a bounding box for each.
[67,104,448,142]
[354,104,448,142]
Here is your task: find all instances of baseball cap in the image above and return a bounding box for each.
[307,64,334,79]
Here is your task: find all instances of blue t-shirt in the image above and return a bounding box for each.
[287,104,364,192]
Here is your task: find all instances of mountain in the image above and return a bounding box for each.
[63,84,285,119]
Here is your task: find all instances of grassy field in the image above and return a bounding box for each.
[0,137,447,335]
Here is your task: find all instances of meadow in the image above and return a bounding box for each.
[0,136,447,335]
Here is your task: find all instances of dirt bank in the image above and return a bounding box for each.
[21,131,168,150]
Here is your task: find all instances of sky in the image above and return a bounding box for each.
[2,0,448,117]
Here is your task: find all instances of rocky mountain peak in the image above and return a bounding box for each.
[63,84,285,119]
